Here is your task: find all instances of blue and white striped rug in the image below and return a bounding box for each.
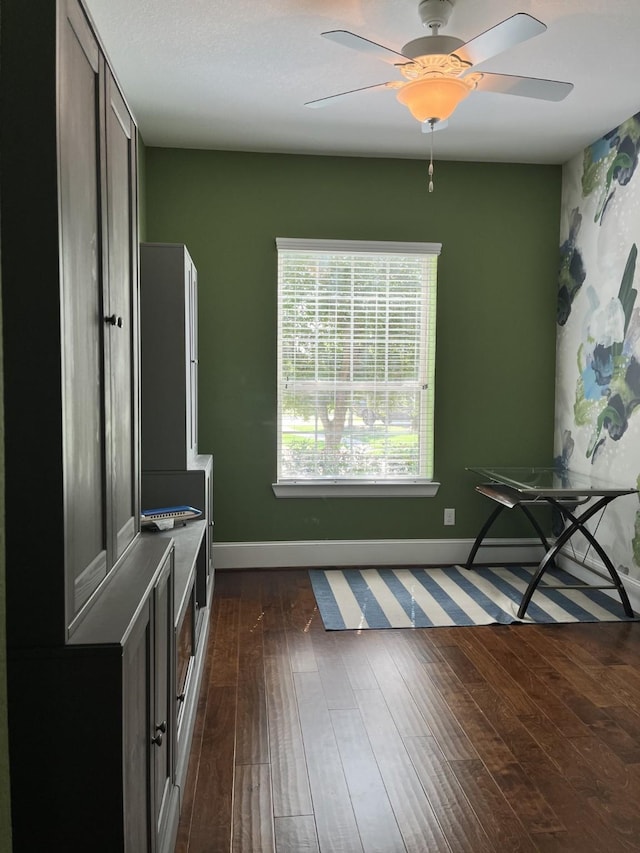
[309,565,638,629]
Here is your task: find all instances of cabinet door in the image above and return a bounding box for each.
[152,550,174,844]
[187,259,198,458]
[123,600,152,853]
[59,0,109,615]
[105,69,139,561]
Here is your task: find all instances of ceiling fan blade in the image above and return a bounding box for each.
[421,119,449,133]
[322,30,410,65]
[454,13,546,67]
[474,72,573,101]
[305,82,391,109]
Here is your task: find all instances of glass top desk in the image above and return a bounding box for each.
[466,466,637,619]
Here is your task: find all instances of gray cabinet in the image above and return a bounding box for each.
[1,0,175,850]
[140,243,216,806]
[149,521,211,806]
[140,242,214,613]
[141,242,199,471]
[2,0,139,647]
[7,538,177,853]
[59,0,139,620]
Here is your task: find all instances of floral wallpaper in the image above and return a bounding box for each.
[555,113,640,581]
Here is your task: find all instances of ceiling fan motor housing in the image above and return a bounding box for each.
[418,0,454,31]
[402,34,465,59]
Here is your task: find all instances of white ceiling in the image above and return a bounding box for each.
[84,0,640,164]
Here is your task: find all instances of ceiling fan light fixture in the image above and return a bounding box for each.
[396,75,472,122]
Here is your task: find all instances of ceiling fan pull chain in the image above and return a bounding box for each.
[428,120,434,192]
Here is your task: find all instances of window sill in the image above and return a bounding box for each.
[272,480,441,498]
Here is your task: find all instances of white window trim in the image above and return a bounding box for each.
[276,238,442,256]
[275,237,442,498]
[272,480,441,498]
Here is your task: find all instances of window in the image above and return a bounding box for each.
[274,238,441,497]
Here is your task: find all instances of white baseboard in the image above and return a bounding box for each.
[212,538,639,615]
[557,548,640,615]
[212,538,545,570]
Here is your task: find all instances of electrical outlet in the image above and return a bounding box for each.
[444,507,455,526]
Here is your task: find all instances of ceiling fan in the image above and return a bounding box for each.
[305,0,573,127]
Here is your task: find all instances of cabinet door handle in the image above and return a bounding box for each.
[151,732,163,747]
[155,720,167,734]
[105,314,123,328]
[177,692,186,703]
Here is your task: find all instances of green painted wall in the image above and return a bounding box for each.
[145,148,561,543]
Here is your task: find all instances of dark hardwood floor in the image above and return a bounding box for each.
[176,569,640,853]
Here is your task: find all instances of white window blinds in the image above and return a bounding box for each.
[276,238,441,483]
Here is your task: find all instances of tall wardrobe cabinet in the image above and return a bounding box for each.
[3,0,139,646]
[140,242,215,609]
[1,1,179,850]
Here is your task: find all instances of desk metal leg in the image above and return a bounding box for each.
[466,502,552,569]
[465,504,505,568]
[517,495,634,619]
[517,504,554,561]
